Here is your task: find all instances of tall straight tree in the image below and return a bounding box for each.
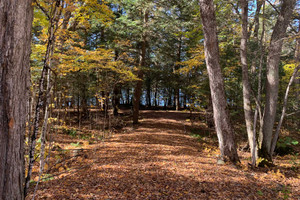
[133,9,149,124]
[0,0,33,199]
[261,0,296,161]
[240,0,256,166]
[199,0,239,163]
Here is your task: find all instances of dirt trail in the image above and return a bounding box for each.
[29,111,298,199]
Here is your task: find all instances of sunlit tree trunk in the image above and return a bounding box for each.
[0,0,33,199]
[295,25,300,129]
[25,1,61,196]
[199,0,239,163]
[261,0,296,161]
[240,0,256,166]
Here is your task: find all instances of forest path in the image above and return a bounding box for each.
[31,111,287,199]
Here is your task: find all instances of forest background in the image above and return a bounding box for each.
[0,0,299,199]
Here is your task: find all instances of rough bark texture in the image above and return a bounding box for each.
[0,0,33,199]
[199,0,239,163]
[240,0,256,166]
[261,0,296,161]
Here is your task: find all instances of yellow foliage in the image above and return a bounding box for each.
[178,45,205,74]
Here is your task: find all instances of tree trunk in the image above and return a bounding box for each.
[126,88,130,105]
[270,23,300,155]
[199,0,239,163]
[0,1,33,199]
[261,0,296,161]
[113,86,120,116]
[270,65,300,155]
[253,1,265,149]
[133,9,148,124]
[25,1,61,196]
[240,0,256,166]
[250,0,263,73]
[146,77,151,107]
[154,85,158,107]
[295,24,300,129]
[175,37,182,111]
[133,59,144,124]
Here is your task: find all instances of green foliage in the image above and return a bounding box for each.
[277,137,298,148]
[63,127,77,137]
[257,190,263,196]
[42,174,54,182]
[70,142,82,147]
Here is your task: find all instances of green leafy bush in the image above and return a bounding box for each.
[276,137,298,155]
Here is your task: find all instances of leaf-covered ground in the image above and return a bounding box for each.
[27,110,300,199]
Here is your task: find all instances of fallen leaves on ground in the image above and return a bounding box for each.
[27,111,300,200]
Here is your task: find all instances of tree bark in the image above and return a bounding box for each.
[270,64,300,155]
[133,9,148,124]
[0,0,33,199]
[145,77,152,107]
[295,24,300,129]
[24,1,61,196]
[199,0,239,163]
[175,37,182,111]
[133,54,144,124]
[240,0,256,166]
[113,86,120,116]
[261,0,296,161]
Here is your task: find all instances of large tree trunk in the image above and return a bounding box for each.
[240,0,256,166]
[0,1,33,199]
[270,23,300,155]
[261,0,296,161]
[199,0,239,163]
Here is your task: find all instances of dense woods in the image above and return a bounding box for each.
[0,0,299,199]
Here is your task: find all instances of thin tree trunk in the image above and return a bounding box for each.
[175,37,182,111]
[253,1,266,149]
[113,86,120,116]
[199,0,239,163]
[270,65,300,155]
[261,0,296,161]
[249,0,263,73]
[146,77,152,107]
[154,85,158,107]
[0,1,33,199]
[24,1,61,196]
[295,24,300,129]
[32,68,52,200]
[240,0,256,166]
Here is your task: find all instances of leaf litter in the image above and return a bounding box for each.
[26,110,300,200]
